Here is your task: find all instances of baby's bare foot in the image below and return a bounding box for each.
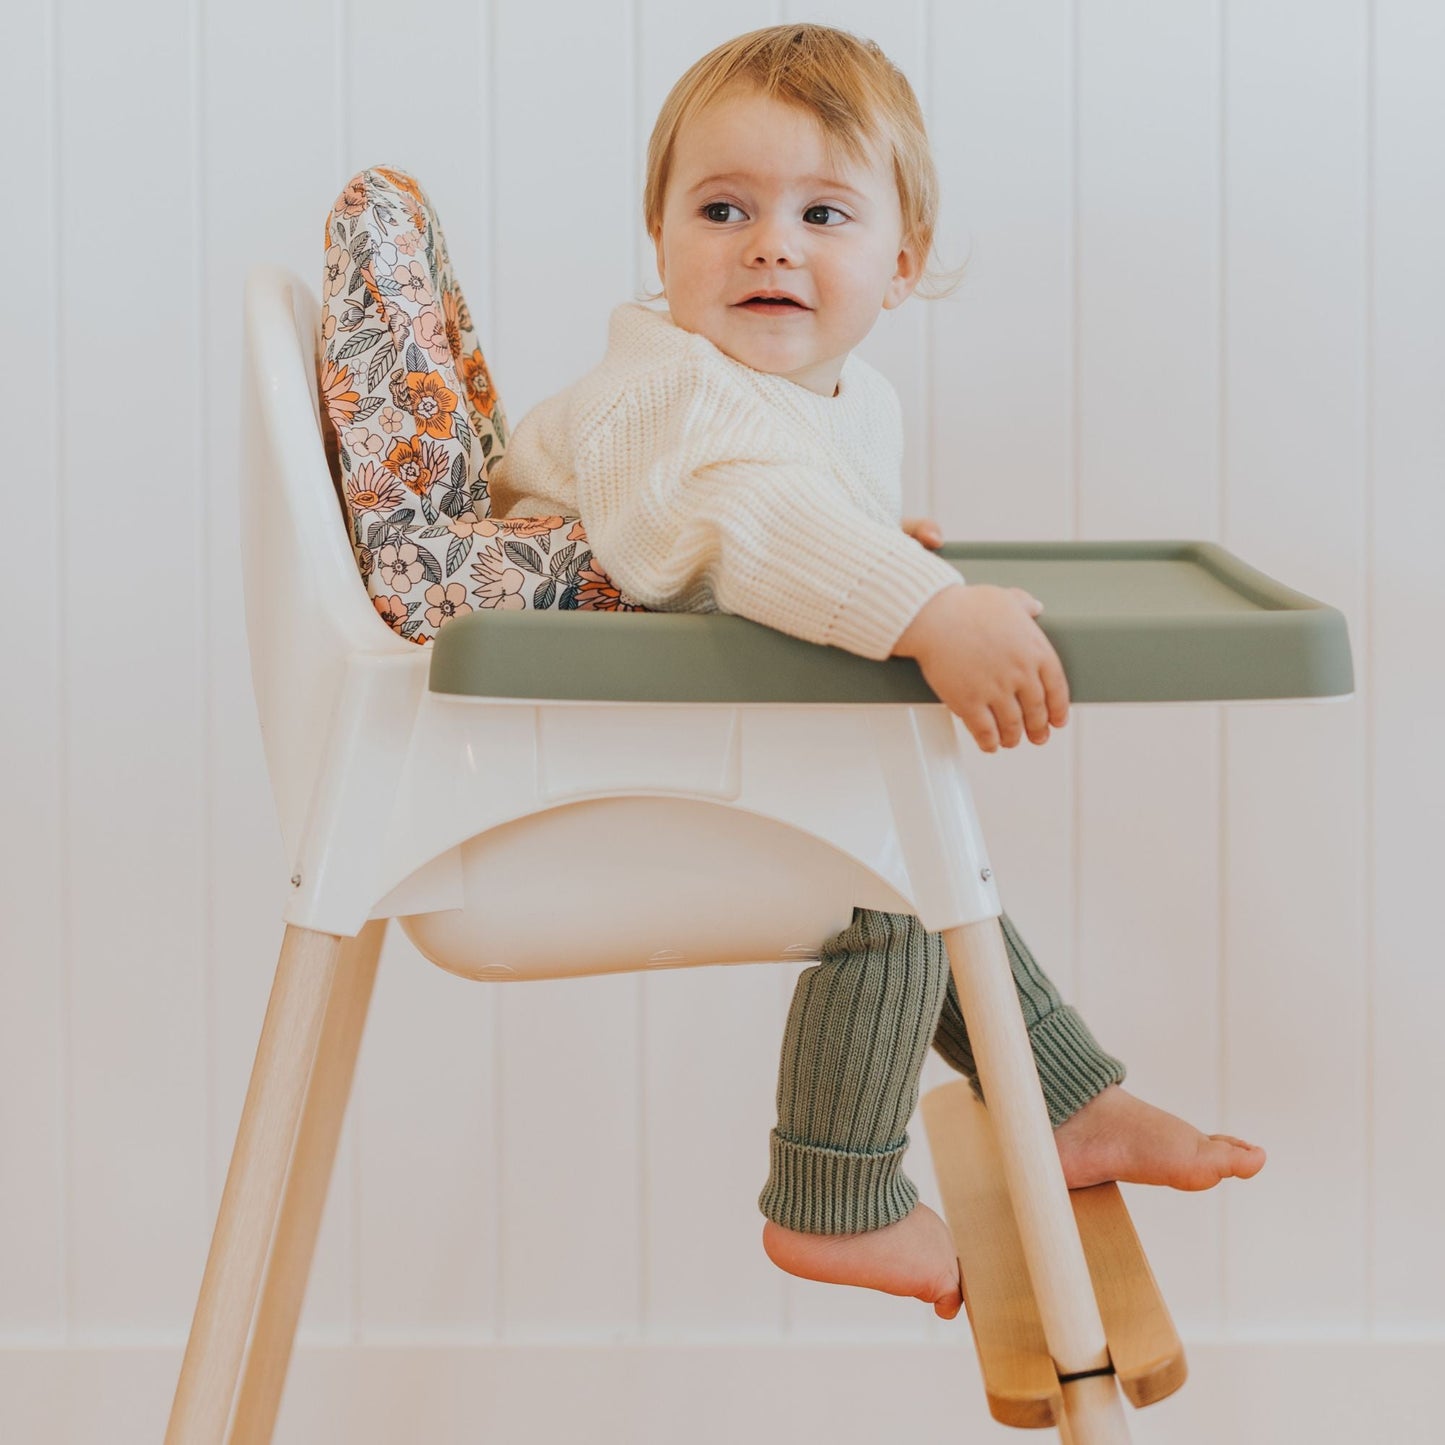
[761,1203,963,1320]
[1054,1084,1266,1191]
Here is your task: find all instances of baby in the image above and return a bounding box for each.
[490,23,1264,1318]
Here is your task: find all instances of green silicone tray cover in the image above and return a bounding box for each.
[427,540,1354,705]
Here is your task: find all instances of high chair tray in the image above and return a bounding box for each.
[428,539,1354,705]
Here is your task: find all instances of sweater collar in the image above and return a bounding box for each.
[616,302,858,407]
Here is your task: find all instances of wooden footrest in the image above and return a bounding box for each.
[921,1080,1187,1428]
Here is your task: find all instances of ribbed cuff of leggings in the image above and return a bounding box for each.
[974,1004,1126,1128]
[757,1129,919,1235]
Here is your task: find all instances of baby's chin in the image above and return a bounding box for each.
[665,308,844,394]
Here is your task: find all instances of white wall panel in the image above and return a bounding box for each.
[336,0,505,1341]
[1074,0,1227,1335]
[491,0,643,1338]
[928,1,1080,1127]
[1221,0,1370,1332]
[199,0,355,1342]
[57,0,210,1334]
[633,0,795,1343]
[0,0,66,1341]
[1,1,1440,1432]
[1369,0,1445,1334]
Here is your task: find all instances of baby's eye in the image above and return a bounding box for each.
[804,205,848,226]
[700,202,744,224]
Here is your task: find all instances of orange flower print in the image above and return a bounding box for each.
[442,289,465,357]
[392,260,432,306]
[374,593,408,631]
[319,358,360,431]
[497,514,564,539]
[395,229,420,257]
[377,542,425,594]
[470,544,526,610]
[424,581,473,630]
[413,306,451,364]
[459,349,497,419]
[376,167,427,209]
[345,462,405,514]
[567,520,587,542]
[445,510,498,540]
[378,405,405,434]
[383,435,449,495]
[405,371,458,439]
[574,559,627,611]
[338,178,368,217]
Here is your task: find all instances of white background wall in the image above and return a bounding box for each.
[1,1,1442,1441]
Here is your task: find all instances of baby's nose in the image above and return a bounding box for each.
[750,222,803,267]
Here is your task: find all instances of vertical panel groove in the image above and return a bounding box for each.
[49,0,72,1344]
[1069,0,1083,1020]
[920,0,933,522]
[1217,0,1231,1334]
[332,0,345,182]
[1363,0,1377,1338]
[190,0,215,1246]
[627,0,652,1340]
[485,0,505,1345]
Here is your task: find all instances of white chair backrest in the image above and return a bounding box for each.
[241,265,416,864]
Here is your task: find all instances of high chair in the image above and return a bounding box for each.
[164,197,1352,1441]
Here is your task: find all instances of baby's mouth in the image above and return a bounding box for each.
[736,297,810,314]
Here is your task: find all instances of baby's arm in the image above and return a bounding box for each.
[893,515,1067,750]
[572,394,963,661]
[894,585,1069,751]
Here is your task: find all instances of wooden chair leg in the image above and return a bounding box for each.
[941,919,1131,1445]
[228,919,387,1445]
[164,925,344,1445]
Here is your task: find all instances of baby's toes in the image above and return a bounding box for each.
[1201,1133,1267,1183]
[930,1269,964,1320]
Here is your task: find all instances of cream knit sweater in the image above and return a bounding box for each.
[488,302,964,660]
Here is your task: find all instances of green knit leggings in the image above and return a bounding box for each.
[757,907,1126,1234]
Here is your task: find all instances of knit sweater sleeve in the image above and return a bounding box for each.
[572,385,964,661]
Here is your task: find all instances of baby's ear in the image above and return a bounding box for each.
[883,240,923,310]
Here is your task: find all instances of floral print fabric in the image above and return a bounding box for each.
[320,167,641,645]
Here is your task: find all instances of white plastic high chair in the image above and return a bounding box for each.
[163,263,1353,1445]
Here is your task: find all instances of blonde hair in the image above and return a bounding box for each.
[642,23,966,301]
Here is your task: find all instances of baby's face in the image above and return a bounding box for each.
[653,85,920,396]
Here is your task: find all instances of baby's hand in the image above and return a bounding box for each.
[893,584,1067,752]
[901,516,943,550]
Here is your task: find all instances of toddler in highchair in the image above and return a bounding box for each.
[489,22,1265,1319]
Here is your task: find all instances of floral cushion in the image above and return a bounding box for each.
[319,167,641,644]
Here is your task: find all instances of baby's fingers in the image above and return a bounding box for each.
[961,704,1001,754]
[1040,652,1070,727]
[1016,677,1052,745]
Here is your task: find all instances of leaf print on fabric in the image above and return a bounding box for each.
[319,166,640,643]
